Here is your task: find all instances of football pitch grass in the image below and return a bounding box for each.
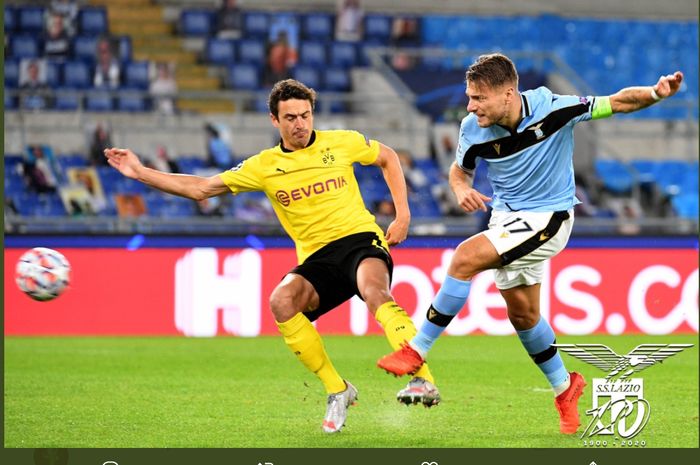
[5,334,698,448]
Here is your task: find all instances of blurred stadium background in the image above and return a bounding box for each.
[3,0,698,340]
[4,0,698,237]
[4,0,698,450]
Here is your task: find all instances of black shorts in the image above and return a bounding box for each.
[290,232,393,322]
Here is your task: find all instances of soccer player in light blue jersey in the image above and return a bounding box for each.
[378,53,684,434]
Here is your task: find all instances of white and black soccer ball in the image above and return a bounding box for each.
[16,247,71,301]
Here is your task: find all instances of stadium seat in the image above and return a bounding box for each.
[5,59,20,87]
[118,91,149,112]
[123,61,151,89]
[4,172,25,196]
[85,90,114,112]
[671,193,699,219]
[5,6,16,33]
[243,12,270,39]
[299,41,327,67]
[73,35,99,63]
[301,13,333,41]
[364,15,392,43]
[45,60,63,88]
[292,66,322,90]
[54,89,82,111]
[21,93,50,111]
[228,63,260,90]
[5,92,18,111]
[10,35,41,59]
[205,38,236,65]
[236,38,266,65]
[57,154,88,169]
[324,67,350,92]
[117,36,132,63]
[12,192,41,216]
[17,6,45,33]
[594,159,635,194]
[180,9,212,36]
[329,41,358,68]
[62,61,92,89]
[78,7,108,36]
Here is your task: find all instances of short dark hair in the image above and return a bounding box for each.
[267,79,317,118]
[466,53,518,89]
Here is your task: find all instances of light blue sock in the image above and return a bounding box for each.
[516,317,568,388]
[412,275,471,356]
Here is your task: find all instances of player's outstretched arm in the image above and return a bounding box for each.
[449,162,491,213]
[609,71,683,114]
[373,143,410,245]
[104,147,229,200]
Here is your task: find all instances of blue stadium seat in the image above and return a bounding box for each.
[78,7,108,35]
[299,41,327,67]
[85,90,114,112]
[39,196,67,217]
[594,159,635,194]
[4,172,26,195]
[243,12,270,39]
[21,93,50,111]
[72,35,99,63]
[10,35,41,59]
[5,6,16,33]
[4,92,18,111]
[114,177,149,194]
[54,89,82,110]
[45,60,63,88]
[177,157,207,174]
[97,166,123,192]
[292,66,322,90]
[653,160,691,195]
[228,63,260,90]
[118,91,149,112]
[329,41,357,68]
[413,159,442,184]
[62,61,92,88]
[117,36,132,63]
[364,15,392,43]
[57,154,88,169]
[5,59,20,87]
[236,38,266,65]
[671,193,699,219]
[324,67,350,92]
[12,192,41,216]
[301,13,333,41]
[123,61,150,89]
[205,38,236,65]
[18,6,45,33]
[144,192,169,217]
[180,9,212,36]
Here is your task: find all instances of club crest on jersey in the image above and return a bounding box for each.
[321,147,336,165]
[528,122,545,140]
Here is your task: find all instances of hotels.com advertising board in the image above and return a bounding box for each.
[4,246,698,336]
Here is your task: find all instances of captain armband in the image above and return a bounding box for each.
[591,96,613,120]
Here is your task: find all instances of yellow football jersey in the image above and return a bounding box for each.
[219,129,387,263]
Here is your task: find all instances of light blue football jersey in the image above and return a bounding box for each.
[456,86,608,212]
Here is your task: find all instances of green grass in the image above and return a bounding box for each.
[4,334,698,448]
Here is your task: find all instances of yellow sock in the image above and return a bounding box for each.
[276,312,346,394]
[375,301,435,384]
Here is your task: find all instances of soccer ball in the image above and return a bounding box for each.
[16,247,71,301]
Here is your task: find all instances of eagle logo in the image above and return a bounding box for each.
[553,343,693,381]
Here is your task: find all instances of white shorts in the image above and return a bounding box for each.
[482,209,574,290]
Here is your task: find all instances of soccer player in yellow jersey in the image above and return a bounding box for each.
[105,79,439,433]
